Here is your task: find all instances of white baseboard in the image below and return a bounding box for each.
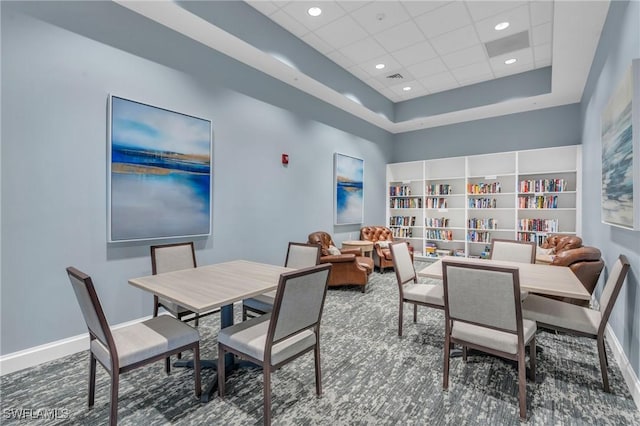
[606,324,640,411]
[0,315,154,376]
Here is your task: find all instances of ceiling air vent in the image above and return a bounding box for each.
[386,73,404,79]
[484,30,530,58]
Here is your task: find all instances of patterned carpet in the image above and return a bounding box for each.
[2,261,639,425]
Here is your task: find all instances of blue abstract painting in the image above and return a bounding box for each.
[601,64,637,230]
[108,96,212,242]
[334,153,364,225]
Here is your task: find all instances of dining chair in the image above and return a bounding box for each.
[66,267,201,426]
[218,263,331,426]
[490,239,536,263]
[242,242,321,320]
[442,259,537,421]
[522,254,630,392]
[390,242,443,336]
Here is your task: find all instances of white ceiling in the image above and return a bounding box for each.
[247,0,554,103]
[116,0,610,133]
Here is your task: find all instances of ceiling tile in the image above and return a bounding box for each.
[419,71,459,93]
[407,57,448,78]
[530,0,554,26]
[391,41,438,67]
[350,2,411,35]
[532,22,552,46]
[373,21,425,52]
[347,65,374,81]
[441,44,487,69]
[364,77,386,90]
[451,61,494,84]
[474,4,530,43]
[413,2,472,38]
[373,67,416,87]
[466,1,526,22]
[489,48,534,72]
[430,25,481,56]
[536,56,552,68]
[339,1,371,13]
[326,50,356,69]
[533,42,552,64]
[400,1,448,18]
[389,79,425,96]
[280,1,346,31]
[314,15,369,49]
[359,54,402,77]
[339,38,387,64]
[246,1,280,16]
[493,61,534,78]
[301,32,335,54]
[268,10,310,37]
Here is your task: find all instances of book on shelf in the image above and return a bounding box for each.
[519,178,567,193]
[468,197,497,208]
[426,183,453,195]
[518,195,558,209]
[467,182,501,194]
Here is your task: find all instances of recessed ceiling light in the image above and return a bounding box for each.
[505,58,517,65]
[403,86,412,91]
[375,63,385,70]
[495,22,510,31]
[307,7,322,17]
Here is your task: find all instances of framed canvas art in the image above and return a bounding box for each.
[601,60,639,230]
[334,153,364,225]
[108,95,212,242]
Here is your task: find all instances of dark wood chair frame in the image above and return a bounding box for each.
[442,260,536,421]
[67,267,201,426]
[490,238,537,263]
[242,242,321,320]
[218,264,331,426]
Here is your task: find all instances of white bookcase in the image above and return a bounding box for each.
[386,145,582,259]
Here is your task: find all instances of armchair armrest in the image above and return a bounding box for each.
[340,248,361,256]
[321,254,357,263]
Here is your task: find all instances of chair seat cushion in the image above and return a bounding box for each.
[451,319,537,354]
[159,297,191,315]
[218,314,316,366]
[403,284,444,306]
[91,315,199,370]
[522,294,600,335]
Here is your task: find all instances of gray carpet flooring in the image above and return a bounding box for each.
[1,261,639,425]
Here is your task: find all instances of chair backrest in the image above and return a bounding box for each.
[285,242,321,269]
[150,242,196,274]
[307,231,335,255]
[390,242,416,286]
[360,226,394,243]
[442,260,523,334]
[66,267,115,352]
[490,239,536,264]
[267,264,332,350]
[598,255,630,331]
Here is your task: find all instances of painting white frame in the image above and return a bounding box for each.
[601,60,640,230]
[334,153,364,225]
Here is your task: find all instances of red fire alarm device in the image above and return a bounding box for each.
[282,154,289,165]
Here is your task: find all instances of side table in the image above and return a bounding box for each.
[342,240,374,258]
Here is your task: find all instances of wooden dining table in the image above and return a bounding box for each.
[418,256,590,301]
[128,259,294,402]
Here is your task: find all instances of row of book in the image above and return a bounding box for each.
[426,184,453,195]
[389,216,416,227]
[425,217,449,228]
[519,178,568,193]
[468,198,497,208]
[517,218,559,232]
[392,227,413,238]
[467,231,491,242]
[426,197,448,209]
[389,185,412,196]
[425,229,454,240]
[467,182,502,194]
[518,195,558,209]
[390,198,422,208]
[517,233,548,245]
[468,218,497,230]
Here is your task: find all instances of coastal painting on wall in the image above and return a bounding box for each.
[601,60,639,230]
[108,95,212,242]
[334,153,364,225]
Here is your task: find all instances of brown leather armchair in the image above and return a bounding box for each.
[541,234,605,306]
[360,226,413,273]
[307,231,373,292]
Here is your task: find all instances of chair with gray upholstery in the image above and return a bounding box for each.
[390,242,443,336]
[66,267,201,426]
[218,263,331,426]
[522,254,630,392]
[442,259,537,421]
[242,242,321,320]
[490,238,536,263]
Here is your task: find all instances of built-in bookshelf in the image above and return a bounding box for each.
[386,146,581,259]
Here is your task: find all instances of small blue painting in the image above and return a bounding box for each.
[108,96,212,242]
[334,153,364,225]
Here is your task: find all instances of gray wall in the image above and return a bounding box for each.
[0,10,392,354]
[579,0,640,379]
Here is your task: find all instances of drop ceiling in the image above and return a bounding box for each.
[116,1,610,133]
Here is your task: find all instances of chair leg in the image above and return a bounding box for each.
[314,343,322,396]
[242,305,248,322]
[518,350,527,421]
[462,346,467,362]
[88,353,96,408]
[529,338,536,381]
[263,366,272,426]
[195,314,200,327]
[443,334,451,390]
[413,304,417,323]
[153,296,159,317]
[109,373,119,426]
[193,345,201,398]
[597,336,610,392]
[165,356,171,375]
[398,301,404,336]
[217,344,226,398]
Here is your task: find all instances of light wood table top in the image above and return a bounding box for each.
[342,240,374,257]
[418,256,590,301]
[128,260,294,313]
